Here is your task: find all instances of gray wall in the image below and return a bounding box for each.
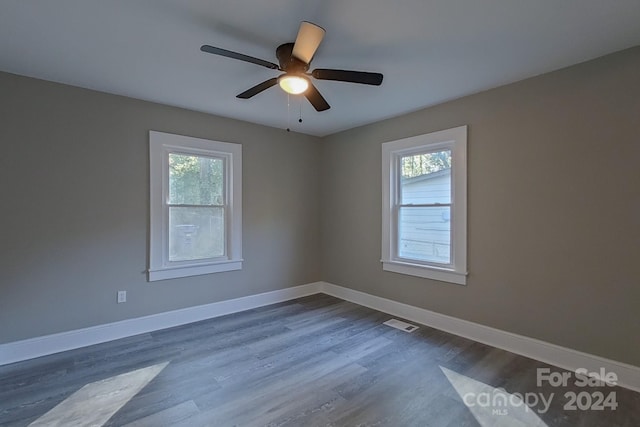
[320,47,640,366]
[0,72,321,343]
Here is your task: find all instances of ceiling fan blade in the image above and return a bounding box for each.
[237,78,278,99]
[292,21,326,64]
[304,83,330,111]
[200,45,279,70]
[312,69,383,86]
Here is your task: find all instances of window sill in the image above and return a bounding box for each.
[382,260,467,285]
[149,260,243,281]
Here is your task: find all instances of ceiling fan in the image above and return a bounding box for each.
[200,22,383,112]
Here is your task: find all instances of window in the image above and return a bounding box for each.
[382,126,467,285]
[149,131,242,281]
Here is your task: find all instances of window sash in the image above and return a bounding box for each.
[167,151,227,206]
[397,203,452,207]
[165,203,227,208]
[394,205,452,267]
[166,205,227,264]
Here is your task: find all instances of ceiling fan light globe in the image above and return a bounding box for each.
[278,75,309,95]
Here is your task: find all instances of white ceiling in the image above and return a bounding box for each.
[1,1,640,136]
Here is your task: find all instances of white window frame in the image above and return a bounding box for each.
[149,131,242,281]
[381,125,467,285]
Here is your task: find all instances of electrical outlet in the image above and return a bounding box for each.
[117,291,127,304]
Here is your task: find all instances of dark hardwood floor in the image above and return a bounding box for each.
[1,294,639,426]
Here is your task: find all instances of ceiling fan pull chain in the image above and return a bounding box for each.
[286,93,291,132]
[299,97,303,123]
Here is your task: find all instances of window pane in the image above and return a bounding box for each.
[398,206,451,264]
[169,207,224,261]
[169,153,223,205]
[400,150,451,204]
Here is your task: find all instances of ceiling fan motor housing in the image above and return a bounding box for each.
[276,43,309,73]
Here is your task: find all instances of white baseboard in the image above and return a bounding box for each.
[318,282,640,393]
[2,280,638,393]
[0,282,321,366]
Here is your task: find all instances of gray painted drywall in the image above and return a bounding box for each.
[0,72,321,343]
[320,47,640,366]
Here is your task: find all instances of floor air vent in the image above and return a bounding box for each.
[383,318,419,332]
